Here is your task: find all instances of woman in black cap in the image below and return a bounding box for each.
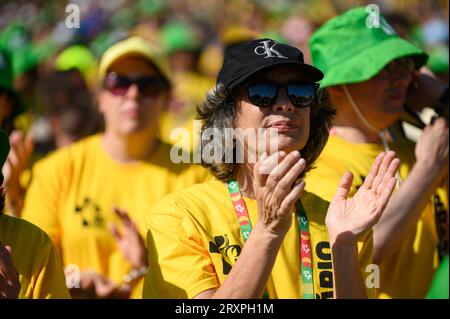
[143,39,400,299]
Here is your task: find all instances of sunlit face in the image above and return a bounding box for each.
[345,57,415,129]
[98,56,170,135]
[234,66,312,158]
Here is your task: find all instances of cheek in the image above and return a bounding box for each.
[234,103,266,130]
[98,92,118,116]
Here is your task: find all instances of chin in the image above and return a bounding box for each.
[272,136,305,154]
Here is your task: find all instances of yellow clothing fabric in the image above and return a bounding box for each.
[305,134,448,298]
[0,213,70,298]
[21,134,211,298]
[143,179,375,299]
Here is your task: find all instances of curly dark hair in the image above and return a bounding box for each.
[196,83,336,182]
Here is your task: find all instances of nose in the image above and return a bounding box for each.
[125,83,139,99]
[272,87,295,113]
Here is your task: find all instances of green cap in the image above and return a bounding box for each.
[137,0,165,16]
[309,7,428,88]
[55,45,98,85]
[160,22,200,55]
[0,129,10,186]
[0,47,14,91]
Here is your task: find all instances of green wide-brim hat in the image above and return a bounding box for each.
[309,7,428,88]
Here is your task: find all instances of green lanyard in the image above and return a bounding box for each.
[227,179,315,299]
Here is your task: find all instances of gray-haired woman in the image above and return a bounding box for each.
[143,39,400,299]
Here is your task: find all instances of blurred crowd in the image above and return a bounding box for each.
[0,0,448,155]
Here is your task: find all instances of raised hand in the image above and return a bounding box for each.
[109,207,148,269]
[2,130,34,216]
[71,271,130,299]
[253,151,306,236]
[415,117,449,180]
[326,151,400,242]
[0,243,21,299]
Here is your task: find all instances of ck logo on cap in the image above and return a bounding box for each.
[254,40,288,59]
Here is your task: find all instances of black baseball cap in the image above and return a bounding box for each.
[217,38,324,91]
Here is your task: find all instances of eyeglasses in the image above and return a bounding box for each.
[244,82,319,108]
[377,58,415,80]
[103,72,168,97]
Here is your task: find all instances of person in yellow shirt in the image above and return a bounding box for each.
[1,129,69,298]
[158,21,215,153]
[307,8,449,298]
[143,38,400,299]
[21,36,210,299]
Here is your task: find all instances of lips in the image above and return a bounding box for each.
[267,121,298,132]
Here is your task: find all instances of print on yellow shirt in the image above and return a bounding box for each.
[305,135,448,298]
[143,179,374,299]
[21,134,212,298]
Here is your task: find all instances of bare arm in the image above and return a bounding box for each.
[373,119,448,264]
[195,151,306,299]
[326,152,399,298]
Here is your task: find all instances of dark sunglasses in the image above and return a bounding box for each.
[244,82,319,108]
[103,72,168,97]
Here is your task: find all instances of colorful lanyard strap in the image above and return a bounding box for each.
[227,179,315,299]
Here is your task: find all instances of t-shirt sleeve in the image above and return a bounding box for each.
[143,200,219,299]
[21,150,70,253]
[29,232,71,299]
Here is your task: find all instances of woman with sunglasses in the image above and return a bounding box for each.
[20,36,210,298]
[143,38,400,299]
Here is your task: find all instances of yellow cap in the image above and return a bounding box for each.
[98,36,171,84]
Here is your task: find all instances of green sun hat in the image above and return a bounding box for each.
[309,7,428,88]
[0,129,10,186]
[160,21,200,55]
[0,22,40,78]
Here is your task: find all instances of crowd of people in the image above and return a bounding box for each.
[0,0,448,299]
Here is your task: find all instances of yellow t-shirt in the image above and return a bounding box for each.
[0,213,70,298]
[305,134,448,298]
[21,134,211,298]
[143,179,375,299]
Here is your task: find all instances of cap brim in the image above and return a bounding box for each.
[98,38,171,84]
[319,37,428,88]
[227,61,324,90]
